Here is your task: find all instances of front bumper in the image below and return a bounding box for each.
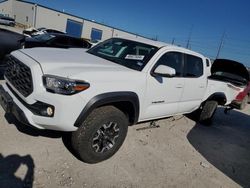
[0,85,29,125]
[0,83,84,131]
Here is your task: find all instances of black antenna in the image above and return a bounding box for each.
[186,25,193,49]
[171,38,175,44]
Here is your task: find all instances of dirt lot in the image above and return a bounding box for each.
[0,25,250,188]
[0,74,249,188]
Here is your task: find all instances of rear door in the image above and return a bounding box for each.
[178,54,206,113]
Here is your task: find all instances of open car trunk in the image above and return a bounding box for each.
[209,59,249,87]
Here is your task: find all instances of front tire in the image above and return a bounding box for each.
[71,106,128,163]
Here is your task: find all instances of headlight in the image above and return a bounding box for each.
[43,75,90,95]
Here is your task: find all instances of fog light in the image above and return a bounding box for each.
[47,107,54,116]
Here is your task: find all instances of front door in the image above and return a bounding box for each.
[141,52,185,120]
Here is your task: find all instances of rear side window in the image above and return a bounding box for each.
[155,52,183,76]
[184,54,203,77]
[206,59,210,67]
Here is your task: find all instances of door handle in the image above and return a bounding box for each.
[199,85,205,88]
[176,84,183,88]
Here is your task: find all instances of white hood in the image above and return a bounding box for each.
[19,47,131,74]
[17,48,143,84]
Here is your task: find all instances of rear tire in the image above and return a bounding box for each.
[71,106,128,164]
[199,100,218,126]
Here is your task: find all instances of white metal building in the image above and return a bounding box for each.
[0,0,145,41]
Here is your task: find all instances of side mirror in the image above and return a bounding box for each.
[152,65,176,77]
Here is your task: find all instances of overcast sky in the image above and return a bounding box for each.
[24,0,250,66]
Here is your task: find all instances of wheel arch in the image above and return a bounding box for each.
[205,92,227,105]
[74,92,140,127]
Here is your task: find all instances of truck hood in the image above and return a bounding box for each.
[18,47,135,76]
[211,59,249,81]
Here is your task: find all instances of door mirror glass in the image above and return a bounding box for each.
[153,65,176,77]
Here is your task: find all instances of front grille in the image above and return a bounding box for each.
[4,56,33,97]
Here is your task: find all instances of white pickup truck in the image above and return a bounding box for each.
[0,37,249,163]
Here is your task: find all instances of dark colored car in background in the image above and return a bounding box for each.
[0,28,25,60]
[23,27,65,37]
[211,59,250,110]
[24,33,92,49]
[231,81,250,109]
[210,59,249,87]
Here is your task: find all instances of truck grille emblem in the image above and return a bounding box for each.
[11,62,20,77]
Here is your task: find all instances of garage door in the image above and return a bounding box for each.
[91,28,103,41]
[66,19,83,38]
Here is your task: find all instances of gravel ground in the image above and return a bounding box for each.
[0,25,250,188]
[0,77,249,188]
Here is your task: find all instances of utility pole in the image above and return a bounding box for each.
[216,31,226,59]
[186,25,193,49]
[171,38,175,44]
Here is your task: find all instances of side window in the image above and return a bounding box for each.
[184,54,203,77]
[155,52,183,76]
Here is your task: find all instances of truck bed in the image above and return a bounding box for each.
[206,78,246,105]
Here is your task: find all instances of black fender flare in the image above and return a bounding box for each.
[74,92,140,127]
[206,92,227,105]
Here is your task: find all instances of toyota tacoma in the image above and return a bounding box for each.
[0,37,249,163]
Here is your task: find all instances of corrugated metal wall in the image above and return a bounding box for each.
[0,0,145,41]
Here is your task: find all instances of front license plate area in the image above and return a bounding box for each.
[0,85,13,113]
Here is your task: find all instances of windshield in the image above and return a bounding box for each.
[33,34,55,42]
[87,38,159,71]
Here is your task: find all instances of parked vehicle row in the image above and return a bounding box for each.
[23,27,65,37]
[0,36,249,163]
[0,14,15,27]
[0,27,92,63]
[24,33,92,49]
